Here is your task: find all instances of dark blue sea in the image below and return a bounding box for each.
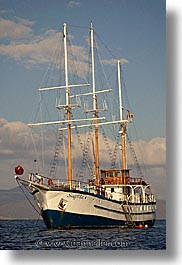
[0,219,166,250]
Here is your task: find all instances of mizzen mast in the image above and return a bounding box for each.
[117,60,127,170]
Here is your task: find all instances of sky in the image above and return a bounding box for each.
[0,0,166,198]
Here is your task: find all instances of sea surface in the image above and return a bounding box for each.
[0,219,166,250]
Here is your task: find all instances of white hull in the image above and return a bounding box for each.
[32,186,156,229]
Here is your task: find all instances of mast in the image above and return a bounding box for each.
[63,23,72,188]
[117,60,127,170]
[90,22,100,187]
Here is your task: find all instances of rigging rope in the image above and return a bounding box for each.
[111,125,122,169]
[70,113,94,179]
[16,179,40,215]
[49,127,64,178]
[126,132,143,178]
[101,126,114,163]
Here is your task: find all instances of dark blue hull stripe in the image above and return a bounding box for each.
[94,204,123,214]
[42,209,155,229]
[94,204,155,215]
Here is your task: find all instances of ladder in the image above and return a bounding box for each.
[126,133,143,178]
[49,129,64,178]
[122,204,135,228]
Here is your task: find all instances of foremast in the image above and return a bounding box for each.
[63,23,72,188]
[27,23,91,189]
[90,22,100,187]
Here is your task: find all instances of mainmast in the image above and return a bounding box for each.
[117,60,127,170]
[90,22,100,187]
[63,23,72,188]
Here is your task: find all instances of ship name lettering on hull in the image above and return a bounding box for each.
[67,194,87,200]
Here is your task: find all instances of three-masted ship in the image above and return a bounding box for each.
[14,22,156,229]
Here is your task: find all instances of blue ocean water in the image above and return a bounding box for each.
[0,219,166,250]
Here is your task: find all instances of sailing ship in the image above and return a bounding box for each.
[14,22,156,229]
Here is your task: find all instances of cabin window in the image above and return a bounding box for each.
[111,187,114,193]
[135,187,142,195]
[101,171,106,178]
[108,172,113,177]
[115,171,120,177]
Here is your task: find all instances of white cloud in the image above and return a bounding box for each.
[0,119,166,168]
[0,118,7,127]
[0,119,29,159]
[0,9,14,14]
[131,137,166,166]
[67,1,81,8]
[0,18,34,40]
[0,17,89,78]
[0,9,14,15]
[0,118,166,198]
[0,32,89,77]
[102,58,129,66]
[14,17,35,27]
[0,29,60,65]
